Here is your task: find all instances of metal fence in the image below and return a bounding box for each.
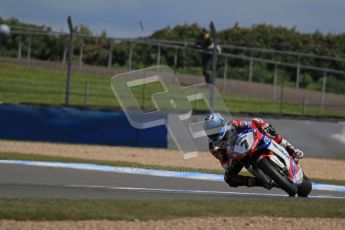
[0,24,345,117]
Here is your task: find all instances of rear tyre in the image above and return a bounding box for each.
[258,158,297,196]
[297,175,312,197]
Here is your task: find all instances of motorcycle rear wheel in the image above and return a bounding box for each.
[258,158,298,196]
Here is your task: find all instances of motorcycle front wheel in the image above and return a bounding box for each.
[297,175,312,197]
[258,158,298,196]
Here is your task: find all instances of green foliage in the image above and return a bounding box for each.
[0,18,66,61]
[83,31,109,66]
[300,73,313,88]
[325,76,345,94]
[150,23,201,41]
[148,23,202,68]
[252,63,274,83]
[217,66,248,81]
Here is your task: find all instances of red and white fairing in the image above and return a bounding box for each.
[232,122,304,185]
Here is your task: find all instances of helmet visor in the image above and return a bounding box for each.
[204,123,228,141]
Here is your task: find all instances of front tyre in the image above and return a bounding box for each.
[297,175,312,197]
[258,158,298,196]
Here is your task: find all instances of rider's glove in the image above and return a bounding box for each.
[293,149,304,160]
[262,124,278,139]
[286,145,304,161]
[280,138,304,161]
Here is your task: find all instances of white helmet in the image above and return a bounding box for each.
[203,113,229,141]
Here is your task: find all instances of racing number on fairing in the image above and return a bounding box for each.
[240,139,249,150]
[233,132,254,155]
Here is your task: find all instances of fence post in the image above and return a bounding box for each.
[128,42,133,71]
[173,46,178,72]
[26,34,32,66]
[84,81,89,106]
[321,71,327,108]
[272,64,278,100]
[141,83,146,111]
[62,36,67,64]
[157,44,161,66]
[65,16,74,106]
[296,55,301,89]
[79,37,84,71]
[108,39,113,68]
[17,34,22,59]
[279,75,285,115]
[209,21,219,109]
[303,96,308,116]
[248,51,254,82]
[222,57,228,92]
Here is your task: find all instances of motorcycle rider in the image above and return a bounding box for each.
[203,112,304,189]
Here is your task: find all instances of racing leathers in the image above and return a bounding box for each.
[209,118,304,188]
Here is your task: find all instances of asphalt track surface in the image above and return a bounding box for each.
[1,164,345,199]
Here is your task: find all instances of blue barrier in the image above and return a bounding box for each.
[0,104,167,148]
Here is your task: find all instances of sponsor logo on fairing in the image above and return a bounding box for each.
[253,128,258,136]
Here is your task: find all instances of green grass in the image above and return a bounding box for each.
[0,198,344,220]
[1,62,344,117]
[1,152,345,186]
[176,66,203,76]
[0,62,116,106]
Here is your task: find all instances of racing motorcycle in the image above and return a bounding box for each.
[231,122,312,197]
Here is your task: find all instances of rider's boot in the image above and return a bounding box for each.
[248,177,275,190]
